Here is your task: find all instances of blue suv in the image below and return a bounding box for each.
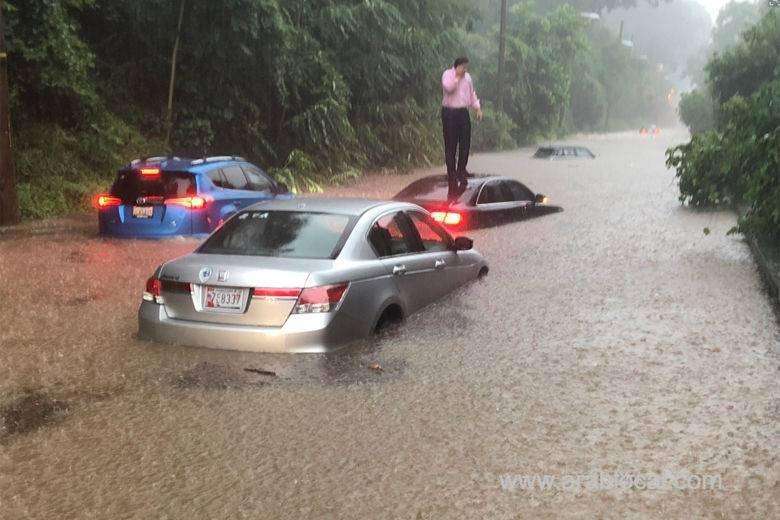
[96,156,293,238]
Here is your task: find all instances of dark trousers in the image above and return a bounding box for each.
[441,107,471,185]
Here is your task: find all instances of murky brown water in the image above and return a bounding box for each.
[1,129,778,519]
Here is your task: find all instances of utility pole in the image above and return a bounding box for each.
[164,0,186,152]
[497,0,508,113]
[0,0,19,225]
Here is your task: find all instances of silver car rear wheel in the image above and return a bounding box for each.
[374,304,404,334]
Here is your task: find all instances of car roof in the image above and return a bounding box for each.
[119,156,251,174]
[243,197,389,216]
[402,173,506,188]
[395,173,517,195]
[536,145,591,151]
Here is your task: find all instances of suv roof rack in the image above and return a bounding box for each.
[190,155,246,165]
[130,155,182,166]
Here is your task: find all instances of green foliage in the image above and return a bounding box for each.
[730,80,780,239]
[15,115,163,219]
[7,0,679,219]
[570,58,607,131]
[707,11,780,107]
[471,103,517,152]
[685,0,760,89]
[502,3,588,143]
[5,0,97,122]
[678,89,715,134]
[711,1,761,54]
[667,11,780,240]
[666,131,740,207]
[269,150,324,195]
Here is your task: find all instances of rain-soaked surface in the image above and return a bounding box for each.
[1,129,778,518]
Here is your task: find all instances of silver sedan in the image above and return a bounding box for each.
[138,198,488,352]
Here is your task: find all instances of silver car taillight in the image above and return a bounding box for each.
[143,276,163,304]
[293,283,349,314]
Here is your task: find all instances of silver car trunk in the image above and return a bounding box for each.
[159,254,334,327]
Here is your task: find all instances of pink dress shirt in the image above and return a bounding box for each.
[441,68,481,110]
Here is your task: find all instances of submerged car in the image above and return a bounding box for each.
[393,174,561,230]
[640,126,661,136]
[95,155,292,238]
[138,198,487,353]
[533,145,595,159]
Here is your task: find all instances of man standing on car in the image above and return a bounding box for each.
[441,56,483,190]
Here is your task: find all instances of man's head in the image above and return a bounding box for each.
[453,56,469,76]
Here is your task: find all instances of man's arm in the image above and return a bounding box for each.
[442,69,459,94]
[468,76,483,119]
[470,89,481,111]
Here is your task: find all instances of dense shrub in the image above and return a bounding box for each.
[471,104,518,152]
[678,89,715,134]
[667,11,780,239]
[15,115,163,219]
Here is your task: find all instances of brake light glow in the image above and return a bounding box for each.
[431,211,462,225]
[294,283,349,314]
[252,287,302,298]
[443,212,462,225]
[139,167,161,176]
[94,194,122,209]
[143,276,162,303]
[165,196,209,209]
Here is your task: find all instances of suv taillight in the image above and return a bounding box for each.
[293,283,349,314]
[165,196,209,209]
[93,194,122,209]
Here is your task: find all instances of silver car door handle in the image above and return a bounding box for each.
[392,264,407,275]
[434,259,446,270]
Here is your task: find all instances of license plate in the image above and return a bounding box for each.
[204,286,243,310]
[132,206,154,219]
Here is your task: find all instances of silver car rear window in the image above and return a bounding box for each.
[198,210,354,259]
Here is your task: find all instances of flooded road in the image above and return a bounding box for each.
[1,129,778,519]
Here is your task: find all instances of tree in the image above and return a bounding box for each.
[711,1,761,54]
[0,0,19,225]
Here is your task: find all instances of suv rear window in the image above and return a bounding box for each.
[110,170,195,203]
[198,210,354,259]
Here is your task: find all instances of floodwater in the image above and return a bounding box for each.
[1,129,778,519]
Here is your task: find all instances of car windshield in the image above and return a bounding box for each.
[533,147,556,158]
[110,170,195,203]
[198,210,353,259]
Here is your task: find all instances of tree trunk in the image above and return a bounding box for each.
[0,0,19,225]
[497,0,508,113]
[164,0,187,151]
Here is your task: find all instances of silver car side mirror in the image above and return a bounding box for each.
[452,236,473,251]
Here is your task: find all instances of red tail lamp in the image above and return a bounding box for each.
[294,283,349,314]
[94,194,122,209]
[431,211,462,226]
[143,276,162,303]
[165,196,209,209]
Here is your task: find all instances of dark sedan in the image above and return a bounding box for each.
[393,174,562,230]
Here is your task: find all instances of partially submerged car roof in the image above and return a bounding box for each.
[533,145,595,158]
[394,174,503,202]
